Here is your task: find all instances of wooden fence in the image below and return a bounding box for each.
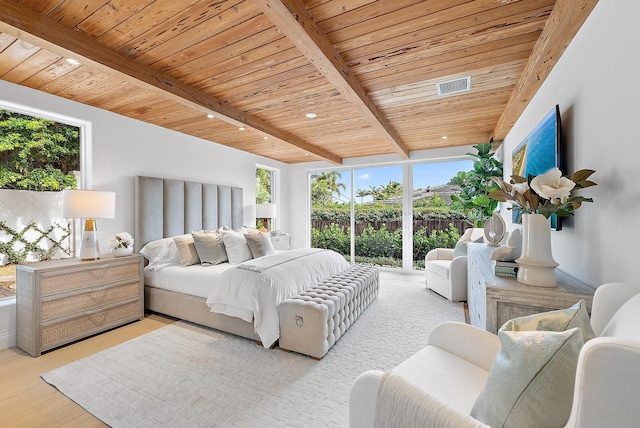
[311,219,472,236]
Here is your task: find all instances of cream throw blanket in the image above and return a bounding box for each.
[374,371,488,428]
[237,248,328,272]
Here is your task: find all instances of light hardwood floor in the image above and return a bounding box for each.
[0,313,175,427]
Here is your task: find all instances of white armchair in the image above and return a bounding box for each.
[424,228,484,302]
[349,282,640,428]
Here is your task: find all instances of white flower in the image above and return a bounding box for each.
[107,238,119,250]
[108,232,134,249]
[530,167,576,204]
[510,181,529,196]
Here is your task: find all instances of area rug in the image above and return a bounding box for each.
[41,273,464,427]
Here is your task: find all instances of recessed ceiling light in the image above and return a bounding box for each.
[263,136,268,140]
[206,114,214,119]
[66,58,80,65]
[239,127,245,131]
[305,113,317,119]
[441,135,448,140]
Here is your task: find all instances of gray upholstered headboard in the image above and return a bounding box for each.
[134,176,244,252]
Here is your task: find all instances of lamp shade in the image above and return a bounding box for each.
[62,189,116,219]
[256,203,276,219]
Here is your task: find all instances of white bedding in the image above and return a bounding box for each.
[206,248,349,348]
[144,263,233,299]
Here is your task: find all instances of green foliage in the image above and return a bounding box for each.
[355,225,401,258]
[369,180,403,201]
[312,204,470,223]
[412,224,461,261]
[255,168,272,203]
[311,222,462,264]
[450,142,503,227]
[413,192,448,208]
[310,171,346,204]
[0,110,79,190]
[311,223,350,255]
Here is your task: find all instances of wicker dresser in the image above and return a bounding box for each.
[16,254,144,357]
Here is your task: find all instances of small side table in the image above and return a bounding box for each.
[467,243,595,333]
[270,234,291,250]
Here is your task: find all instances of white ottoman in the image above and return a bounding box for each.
[278,264,379,359]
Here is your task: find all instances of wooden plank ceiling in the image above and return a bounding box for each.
[0,0,598,165]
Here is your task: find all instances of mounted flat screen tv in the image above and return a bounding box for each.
[511,104,563,230]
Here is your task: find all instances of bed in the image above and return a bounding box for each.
[134,176,348,347]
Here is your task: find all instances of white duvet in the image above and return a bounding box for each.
[206,248,349,348]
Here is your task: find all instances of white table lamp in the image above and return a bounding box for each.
[256,203,276,231]
[63,189,116,260]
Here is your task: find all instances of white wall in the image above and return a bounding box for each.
[0,80,288,251]
[499,0,640,287]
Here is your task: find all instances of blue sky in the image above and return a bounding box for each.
[330,160,473,203]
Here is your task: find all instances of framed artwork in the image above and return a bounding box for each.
[511,105,562,230]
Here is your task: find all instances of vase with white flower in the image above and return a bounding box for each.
[489,167,596,287]
[108,232,135,257]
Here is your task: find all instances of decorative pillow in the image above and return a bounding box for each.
[471,301,594,427]
[500,299,595,343]
[140,236,180,270]
[192,231,228,266]
[173,234,200,266]
[452,228,484,258]
[245,232,274,258]
[220,229,253,264]
[471,328,583,428]
[240,226,260,236]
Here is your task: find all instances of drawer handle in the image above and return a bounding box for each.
[85,306,105,315]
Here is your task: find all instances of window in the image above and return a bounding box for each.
[256,167,274,204]
[309,159,474,271]
[0,106,85,298]
[412,161,473,269]
[256,166,277,230]
[354,165,402,268]
[310,170,351,262]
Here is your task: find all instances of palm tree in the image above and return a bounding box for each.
[372,180,402,200]
[311,171,347,203]
[355,188,372,203]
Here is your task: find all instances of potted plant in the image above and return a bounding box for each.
[450,142,504,227]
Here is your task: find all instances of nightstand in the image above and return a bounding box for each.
[270,234,291,250]
[16,254,144,357]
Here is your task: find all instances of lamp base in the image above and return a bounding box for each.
[78,219,101,260]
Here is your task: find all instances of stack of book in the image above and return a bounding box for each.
[493,260,519,278]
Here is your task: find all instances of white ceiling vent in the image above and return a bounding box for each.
[436,76,471,96]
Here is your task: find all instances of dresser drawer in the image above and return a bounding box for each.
[41,281,141,321]
[40,260,140,296]
[40,299,141,351]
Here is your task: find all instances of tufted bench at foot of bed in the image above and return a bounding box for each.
[278,264,379,359]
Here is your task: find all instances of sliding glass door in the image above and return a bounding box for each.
[353,165,403,268]
[310,160,473,270]
[412,161,473,269]
[310,171,351,262]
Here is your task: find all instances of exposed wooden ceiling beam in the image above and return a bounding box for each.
[493,0,599,140]
[0,0,342,165]
[254,0,410,160]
